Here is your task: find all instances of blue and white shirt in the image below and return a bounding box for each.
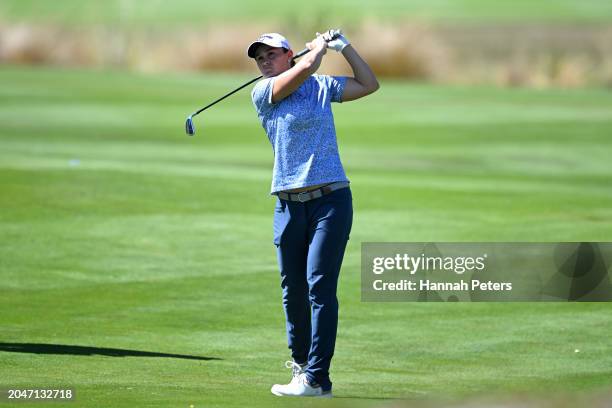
[251,74,349,194]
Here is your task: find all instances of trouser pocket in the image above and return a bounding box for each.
[273,198,289,246]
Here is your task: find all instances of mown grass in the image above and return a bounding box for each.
[0,65,611,407]
[2,0,612,25]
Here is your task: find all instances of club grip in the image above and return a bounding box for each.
[291,29,342,61]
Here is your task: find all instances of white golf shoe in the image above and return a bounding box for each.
[270,361,332,398]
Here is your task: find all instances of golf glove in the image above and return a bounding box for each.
[318,29,350,52]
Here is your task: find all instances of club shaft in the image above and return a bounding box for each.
[192,75,261,116]
[190,47,310,117]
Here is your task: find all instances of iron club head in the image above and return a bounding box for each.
[185,115,195,136]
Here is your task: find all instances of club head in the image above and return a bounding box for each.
[185,115,195,136]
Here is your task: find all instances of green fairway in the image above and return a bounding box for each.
[1,65,612,407]
[2,0,612,24]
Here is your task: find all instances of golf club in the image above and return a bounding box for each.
[185,30,342,136]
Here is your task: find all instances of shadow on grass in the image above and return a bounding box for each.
[0,342,221,361]
[334,395,406,400]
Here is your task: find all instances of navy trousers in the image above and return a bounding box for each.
[273,187,353,392]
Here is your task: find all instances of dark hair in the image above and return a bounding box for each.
[283,48,296,67]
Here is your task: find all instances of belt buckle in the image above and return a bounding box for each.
[297,191,310,202]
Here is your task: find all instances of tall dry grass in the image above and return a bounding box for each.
[1,21,611,88]
[439,23,612,87]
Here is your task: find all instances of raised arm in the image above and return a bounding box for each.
[271,36,327,103]
[321,30,379,102]
[340,44,380,101]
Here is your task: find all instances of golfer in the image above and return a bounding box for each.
[247,29,379,397]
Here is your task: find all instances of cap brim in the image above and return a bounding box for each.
[247,42,290,58]
[247,41,265,58]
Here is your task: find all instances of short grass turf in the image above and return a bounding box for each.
[1,65,612,407]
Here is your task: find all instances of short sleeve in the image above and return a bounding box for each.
[327,76,347,103]
[251,77,275,115]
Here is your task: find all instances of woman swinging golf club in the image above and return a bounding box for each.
[248,29,379,398]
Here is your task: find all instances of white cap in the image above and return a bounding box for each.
[247,33,292,58]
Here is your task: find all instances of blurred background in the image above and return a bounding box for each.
[1,0,612,87]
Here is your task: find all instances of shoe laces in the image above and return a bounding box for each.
[284,360,306,378]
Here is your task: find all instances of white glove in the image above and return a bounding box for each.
[317,29,350,52]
